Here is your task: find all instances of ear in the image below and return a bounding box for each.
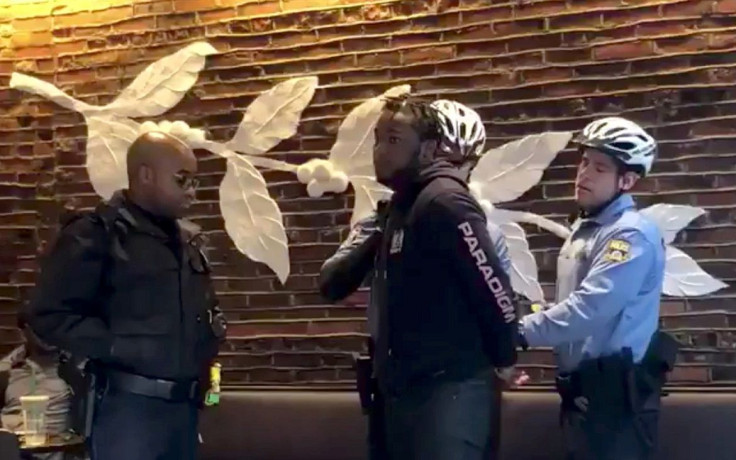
[619,171,639,191]
[138,164,154,185]
[417,139,439,165]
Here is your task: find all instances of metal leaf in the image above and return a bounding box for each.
[219,154,290,284]
[349,176,392,227]
[10,73,94,114]
[227,77,318,155]
[104,41,217,118]
[85,115,140,200]
[663,246,728,297]
[640,204,706,244]
[493,218,545,303]
[470,131,572,204]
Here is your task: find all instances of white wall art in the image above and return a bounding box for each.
[9,40,727,299]
[469,132,574,303]
[640,204,728,297]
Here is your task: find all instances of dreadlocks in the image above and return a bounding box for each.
[382,94,444,143]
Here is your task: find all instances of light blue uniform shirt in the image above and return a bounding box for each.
[520,194,665,372]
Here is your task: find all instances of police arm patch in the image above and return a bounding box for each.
[603,238,631,263]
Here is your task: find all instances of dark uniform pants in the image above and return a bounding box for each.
[383,371,494,460]
[561,390,661,460]
[90,388,199,460]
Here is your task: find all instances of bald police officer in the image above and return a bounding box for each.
[28,132,226,460]
[519,117,670,459]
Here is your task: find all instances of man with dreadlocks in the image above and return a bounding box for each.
[371,94,518,459]
[319,98,514,459]
[340,94,516,459]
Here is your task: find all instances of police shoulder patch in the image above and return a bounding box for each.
[603,238,630,263]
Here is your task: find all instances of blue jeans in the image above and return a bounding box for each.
[90,388,199,460]
[383,371,495,460]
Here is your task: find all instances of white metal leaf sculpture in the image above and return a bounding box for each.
[471,132,573,204]
[640,204,706,244]
[194,77,319,284]
[10,43,314,284]
[495,219,545,303]
[9,42,217,199]
[105,42,218,118]
[468,132,573,302]
[663,246,728,297]
[227,77,319,155]
[85,115,141,199]
[297,85,408,226]
[640,204,728,296]
[219,153,290,284]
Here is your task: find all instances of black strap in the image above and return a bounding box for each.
[0,369,9,410]
[105,369,199,402]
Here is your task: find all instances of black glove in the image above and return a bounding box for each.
[518,325,530,351]
[376,200,389,232]
[210,309,227,341]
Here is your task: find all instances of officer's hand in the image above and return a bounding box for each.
[495,367,531,389]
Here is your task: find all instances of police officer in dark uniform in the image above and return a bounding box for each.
[27,131,226,460]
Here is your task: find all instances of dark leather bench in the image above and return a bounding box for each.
[199,389,736,460]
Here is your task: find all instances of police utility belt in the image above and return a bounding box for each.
[103,368,201,402]
[555,331,679,420]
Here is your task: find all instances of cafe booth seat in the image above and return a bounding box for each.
[199,389,736,460]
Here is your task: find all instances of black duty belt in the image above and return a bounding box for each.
[105,369,200,402]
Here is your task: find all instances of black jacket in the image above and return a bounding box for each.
[28,191,224,381]
[321,163,518,394]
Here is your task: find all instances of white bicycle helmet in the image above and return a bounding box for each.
[574,116,657,176]
[431,99,486,163]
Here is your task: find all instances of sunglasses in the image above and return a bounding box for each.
[173,173,199,190]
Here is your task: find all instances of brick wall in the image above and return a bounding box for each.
[1,0,735,387]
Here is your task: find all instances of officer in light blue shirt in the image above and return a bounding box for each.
[519,117,667,460]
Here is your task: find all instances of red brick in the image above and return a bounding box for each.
[133,1,174,15]
[12,17,52,32]
[461,3,512,21]
[513,0,567,18]
[661,0,714,16]
[155,12,197,28]
[523,66,574,83]
[54,7,134,28]
[197,7,237,24]
[593,40,654,60]
[715,0,736,14]
[236,1,280,17]
[709,32,736,49]
[548,11,602,30]
[14,46,53,59]
[113,17,156,32]
[656,34,709,54]
[494,18,546,36]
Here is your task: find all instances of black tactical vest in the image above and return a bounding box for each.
[67,193,219,381]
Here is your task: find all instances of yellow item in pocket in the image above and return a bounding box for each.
[205,363,222,406]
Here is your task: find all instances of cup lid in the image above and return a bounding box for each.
[20,395,50,402]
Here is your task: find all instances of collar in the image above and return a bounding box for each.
[389,161,466,212]
[574,194,636,228]
[108,190,179,241]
